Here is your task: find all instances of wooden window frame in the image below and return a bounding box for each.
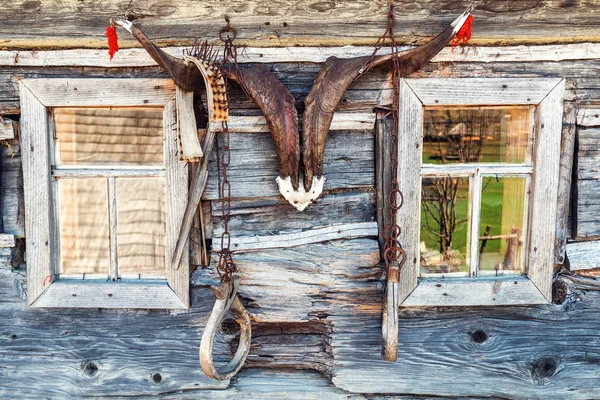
[397,78,565,306]
[20,78,190,309]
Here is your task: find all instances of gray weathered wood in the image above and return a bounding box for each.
[1,1,599,49]
[164,96,190,307]
[21,78,176,107]
[401,276,547,307]
[527,80,565,301]
[213,222,378,253]
[212,191,375,238]
[0,116,16,140]
[566,240,600,271]
[554,101,577,264]
[19,82,52,305]
[6,43,600,68]
[205,130,375,200]
[396,80,423,304]
[0,141,24,237]
[0,233,15,248]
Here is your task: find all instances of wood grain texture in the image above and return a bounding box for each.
[0,234,15,248]
[1,1,600,49]
[567,240,600,271]
[396,80,422,303]
[164,96,190,307]
[213,222,378,252]
[554,101,577,264]
[211,191,375,238]
[527,79,565,301]
[0,116,15,140]
[192,238,381,322]
[402,277,547,306]
[331,275,600,398]
[6,43,600,68]
[21,78,175,107]
[204,129,375,200]
[19,83,52,305]
[406,77,562,106]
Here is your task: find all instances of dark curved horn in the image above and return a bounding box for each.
[233,66,300,190]
[302,7,474,192]
[112,18,300,189]
[110,18,205,92]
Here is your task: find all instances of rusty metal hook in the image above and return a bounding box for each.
[200,275,251,380]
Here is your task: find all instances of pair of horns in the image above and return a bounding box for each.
[111,5,474,211]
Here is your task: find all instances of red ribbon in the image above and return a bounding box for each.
[105,25,119,61]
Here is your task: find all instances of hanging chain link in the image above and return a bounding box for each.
[215,21,239,282]
[362,5,408,282]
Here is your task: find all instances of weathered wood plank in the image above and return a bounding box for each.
[212,191,375,238]
[213,222,378,252]
[19,83,52,305]
[1,1,600,49]
[330,275,600,399]
[0,116,16,140]
[6,43,600,68]
[204,130,375,200]
[554,101,577,264]
[566,240,600,271]
[0,234,14,248]
[192,238,381,322]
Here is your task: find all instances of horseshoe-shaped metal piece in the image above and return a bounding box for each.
[199,275,252,381]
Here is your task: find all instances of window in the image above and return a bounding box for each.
[397,78,565,306]
[20,79,189,309]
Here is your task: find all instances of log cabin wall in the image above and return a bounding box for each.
[1,1,600,398]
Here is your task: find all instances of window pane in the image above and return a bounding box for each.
[54,108,164,166]
[478,176,527,274]
[423,106,531,164]
[116,178,166,277]
[59,178,110,275]
[420,177,470,276]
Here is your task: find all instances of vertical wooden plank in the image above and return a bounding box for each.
[176,87,203,162]
[397,80,423,303]
[528,79,565,301]
[468,173,482,277]
[554,100,577,265]
[19,82,53,305]
[108,177,118,280]
[375,112,393,258]
[164,96,190,307]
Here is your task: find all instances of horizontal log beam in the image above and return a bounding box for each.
[4,43,600,67]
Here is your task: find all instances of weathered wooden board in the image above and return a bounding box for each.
[192,238,381,322]
[0,141,24,237]
[7,43,600,68]
[204,130,375,200]
[566,240,600,271]
[212,190,375,238]
[330,275,600,399]
[0,117,16,140]
[1,1,600,49]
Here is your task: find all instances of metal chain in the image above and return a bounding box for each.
[215,22,239,282]
[363,5,408,280]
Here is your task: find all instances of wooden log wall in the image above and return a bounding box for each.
[2,2,600,398]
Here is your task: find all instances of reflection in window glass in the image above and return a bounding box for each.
[59,178,110,275]
[54,108,164,166]
[422,106,531,165]
[420,177,470,276]
[478,176,527,274]
[116,178,167,277]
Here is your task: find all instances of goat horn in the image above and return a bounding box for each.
[110,17,205,92]
[302,5,475,193]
